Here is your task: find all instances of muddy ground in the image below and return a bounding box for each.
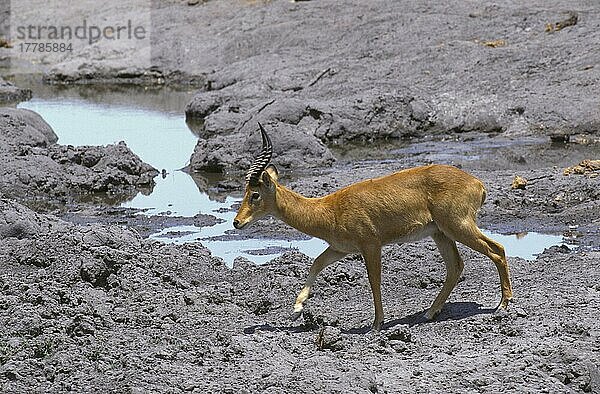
[1,191,599,393]
[1,0,600,393]
[0,113,598,394]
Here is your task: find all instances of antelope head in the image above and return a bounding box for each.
[233,123,279,229]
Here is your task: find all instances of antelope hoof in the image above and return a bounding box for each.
[371,319,383,332]
[291,304,303,321]
[498,297,512,310]
[424,308,441,321]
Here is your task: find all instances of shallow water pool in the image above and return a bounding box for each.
[17,93,329,265]
[17,90,568,266]
[481,231,564,261]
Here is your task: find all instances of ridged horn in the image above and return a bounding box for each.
[245,122,273,186]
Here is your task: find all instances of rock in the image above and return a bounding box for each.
[80,259,111,287]
[0,77,32,103]
[545,11,578,32]
[0,108,58,147]
[185,91,224,123]
[67,315,96,337]
[0,220,40,239]
[0,199,54,236]
[189,120,335,173]
[0,109,158,206]
[315,326,344,351]
[513,307,529,318]
[386,325,412,343]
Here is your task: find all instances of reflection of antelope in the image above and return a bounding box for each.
[234,123,513,331]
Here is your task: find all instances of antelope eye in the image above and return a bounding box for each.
[251,192,261,202]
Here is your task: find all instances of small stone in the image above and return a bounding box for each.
[514,307,528,318]
[315,326,343,351]
[386,325,412,342]
[511,175,527,190]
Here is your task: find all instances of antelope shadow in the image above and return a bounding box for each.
[343,301,496,334]
[243,301,495,335]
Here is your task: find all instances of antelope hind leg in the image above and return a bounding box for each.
[438,219,513,311]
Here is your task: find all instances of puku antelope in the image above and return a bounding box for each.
[234,123,513,331]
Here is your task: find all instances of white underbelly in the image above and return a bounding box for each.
[325,240,361,254]
[390,222,438,244]
[325,222,439,253]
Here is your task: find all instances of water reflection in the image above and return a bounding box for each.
[482,230,565,261]
[19,97,198,172]
[15,91,325,266]
[10,74,196,114]
[122,171,237,217]
[14,87,569,266]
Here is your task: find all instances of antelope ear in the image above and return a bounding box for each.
[261,169,276,192]
[265,164,279,181]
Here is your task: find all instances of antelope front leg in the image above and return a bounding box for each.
[292,247,347,319]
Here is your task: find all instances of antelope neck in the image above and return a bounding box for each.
[273,184,333,240]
